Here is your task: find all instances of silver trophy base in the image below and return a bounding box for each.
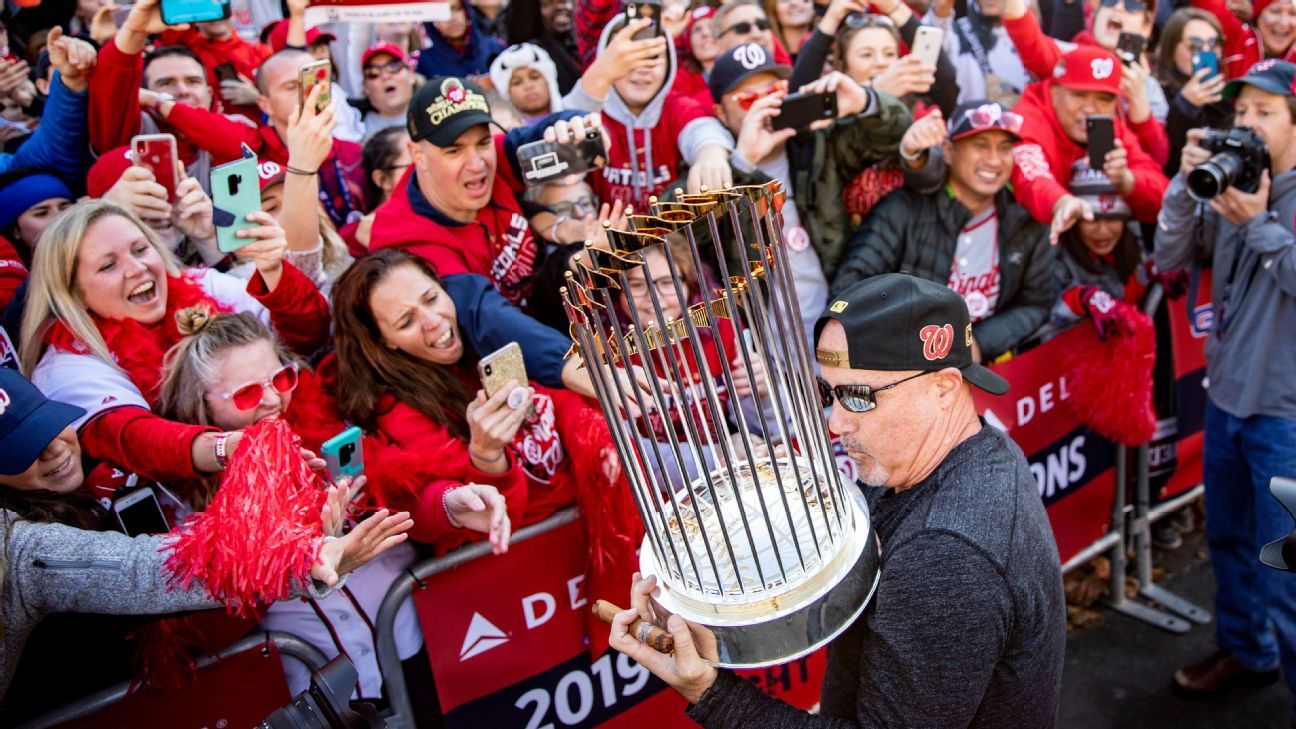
[641,485,880,668]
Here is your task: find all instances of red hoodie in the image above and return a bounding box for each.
[1011,79,1168,224]
[160,27,272,123]
[368,135,538,307]
[1004,13,1169,166]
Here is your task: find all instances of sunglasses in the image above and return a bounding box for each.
[363,60,407,79]
[732,79,788,110]
[211,363,299,411]
[1186,35,1221,51]
[844,12,896,29]
[816,371,931,413]
[720,18,771,37]
[1098,0,1148,12]
[952,104,1024,136]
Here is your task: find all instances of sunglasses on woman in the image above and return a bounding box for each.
[844,12,896,29]
[1098,0,1147,13]
[1186,35,1221,51]
[732,79,789,110]
[720,18,771,37]
[211,363,300,411]
[363,60,407,79]
[816,371,931,414]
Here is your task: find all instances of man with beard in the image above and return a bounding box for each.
[926,0,1029,107]
[508,0,582,93]
[609,273,1067,728]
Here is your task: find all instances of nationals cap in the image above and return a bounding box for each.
[1051,46,1122,95]
[708,42,791,103]
[1224,59,1296,100]
[814,274,1010,395]
[362,41,412,69]
[408,76,494,146]
[0,368,85,475]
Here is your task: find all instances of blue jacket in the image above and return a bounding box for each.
[0,71,87,184]
[444,273,570,388]
[416,3,505,78]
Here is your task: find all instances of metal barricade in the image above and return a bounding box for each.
[17,631,328,728]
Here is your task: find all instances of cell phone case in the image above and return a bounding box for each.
[910,27,943,68]
[517,131,607,186]
[132,134,179,204]
[770,92,837,132]
[160,0,231,26]
[627,1,662,41]
[321,426,365,481]
[478,342,528,398]
[211,144,261,253]
[1192,51,1219,79]
[299,60,332,112]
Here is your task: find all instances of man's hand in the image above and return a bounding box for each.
[608,573,719,704]
[817,0,869,36]
[287,0,310,17]
[104,165,172,223]
[1050,194,1093,244]
[871,55,936,98]
[1210,169,1270,226]
[220,74,260,107]
[47,27,99,94]
[172,172,216,244]
[1180,68,1225,108]
[735,93,796,166]
[90,4,121,45]
[686,144,733,193]
[1120,58,1152,124]
[0,59,30,98]
[799,71,868,120]
[1102,138,1135,195]
[898,109,945,167]
[578,23,668,101]
[312,509,414,586]
[119,0,188,54]
[1179,128,1211,179]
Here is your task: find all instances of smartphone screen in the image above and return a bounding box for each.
[626,1,662,41]
[1086,115,1115,171]
[132,134,179,204]
[770,91,837,132]
[298,59,332,112]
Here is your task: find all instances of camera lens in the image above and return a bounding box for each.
[1187,150,1244,201]
[485,365,492,376]
[339,442,353,466]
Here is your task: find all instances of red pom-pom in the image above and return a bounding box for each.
[1064,304,1157,446]
[163,418,326,617]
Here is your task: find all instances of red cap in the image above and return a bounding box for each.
[1051,46,1122,95]
[362,42,411,69]
[87,147,134,199]
[1254,0,1277,18]
[257,160,286,191]
[265,20,337,53]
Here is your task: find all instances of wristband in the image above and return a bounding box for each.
[549,215,571,244]
[286,165,318,176]
[443,488,464,528]
[213,432,231,470]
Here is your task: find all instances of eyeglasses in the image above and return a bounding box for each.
[816,371,931,414]
[844,12,896,29]
[548,194,599,218]
[720,18,771,37]
[1186,35,1221,51]
[364,60,407,79]
[625,275,680,298]
[1098,0,1147,13]
[210,363,299,411]
[732,79,788,110]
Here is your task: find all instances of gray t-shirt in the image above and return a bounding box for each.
[688,424,1066,729]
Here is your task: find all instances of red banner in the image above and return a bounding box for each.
[1154,271,1211,501]
[305,0,449,24]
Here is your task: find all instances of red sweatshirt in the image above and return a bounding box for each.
[368,135,538,307]
[0,236,25,312]
[160,27,272,122]
[1004,14,1169,166]
[1011,80,1168,224]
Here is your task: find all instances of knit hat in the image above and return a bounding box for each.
[0,173,71,232]
[86,146,135,199]
[489,43,563,115]
[1051,46,1122,95]
[264,20,337,53]
[1069,161,1131,219]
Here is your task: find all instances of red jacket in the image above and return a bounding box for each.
[0,236,25,312]
[1004,14,1169,166]
[160,28,272,123]
[368,135,538,307]
[1011,80,1168,224]
[670,66,714,111]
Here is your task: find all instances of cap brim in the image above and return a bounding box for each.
[417,111,496,146]
[1058,80,1121,95]
[1223,77,1291,100]
[950,127,1022,143]
[0,399,84,475]
[961,362,1010,396]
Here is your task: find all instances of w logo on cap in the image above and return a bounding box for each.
[919,324,954,361]
[734,44,768,70]
[0,388,9,416]
[1090,57,1114,80]
[258,161,282,182]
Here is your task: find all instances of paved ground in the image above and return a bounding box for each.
[1060,532,1290,729]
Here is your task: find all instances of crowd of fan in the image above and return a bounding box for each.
[0,0,1286,720]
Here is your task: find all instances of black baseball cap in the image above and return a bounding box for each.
[408,76,495,146]
[708,43,791,104]
[813,274,1010,395]
[1224,59,1296,100]
[0,369,85,475]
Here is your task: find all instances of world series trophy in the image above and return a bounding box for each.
[562,181,880,667]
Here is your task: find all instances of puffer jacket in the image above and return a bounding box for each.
[832,186,1055,359]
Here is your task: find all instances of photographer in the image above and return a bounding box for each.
[1154,58,1296,700]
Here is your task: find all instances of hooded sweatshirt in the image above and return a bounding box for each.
[564,17,735,211]
[416,2,506,79]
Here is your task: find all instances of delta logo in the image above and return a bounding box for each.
[459,612,509,661]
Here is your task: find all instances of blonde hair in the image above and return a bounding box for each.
[19,200,182,376]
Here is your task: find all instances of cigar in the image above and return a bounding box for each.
[592,599,675,654]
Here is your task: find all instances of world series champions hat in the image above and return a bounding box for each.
[814,274,1010,395]
[408,76,495,147]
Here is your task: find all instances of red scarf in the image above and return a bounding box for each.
[45,273,232,405]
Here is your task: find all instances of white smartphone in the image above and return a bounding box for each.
[910,26,943,68]
[112,486,170,537]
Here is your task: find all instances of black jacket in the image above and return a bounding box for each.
[832,186,1055,360]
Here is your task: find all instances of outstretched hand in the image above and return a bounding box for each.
[311,508,413,586]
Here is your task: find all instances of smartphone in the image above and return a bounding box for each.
[210,143,260,253]
[1192,49,1220,80]
[1086,115,1114,171]
[214,62,239,84]
[321,426,365,482]
[113,487,170,537]
[770,91,837,132]
[517,127,607,185]
[132,133,179,204]
[909,25,943,68]
[159,0,231,26]
[626,0,662,41]
[298,59,332,113]
[1116,31,1145,65]
[478,341,528,401]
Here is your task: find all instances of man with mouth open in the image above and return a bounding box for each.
[833,99,1055,364]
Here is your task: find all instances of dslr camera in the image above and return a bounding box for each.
[259,657,384,729]
[1187,127,1270,202]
